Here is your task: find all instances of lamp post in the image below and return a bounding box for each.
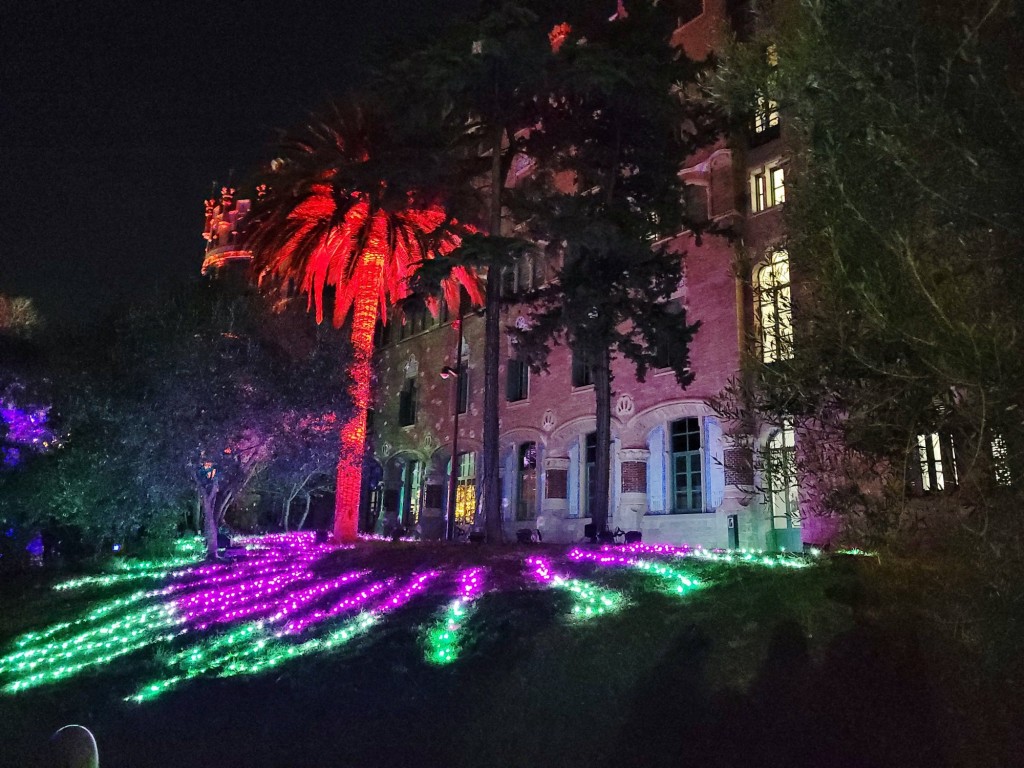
[443,305,465,542]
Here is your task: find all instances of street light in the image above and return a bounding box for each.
[443,305,465,542]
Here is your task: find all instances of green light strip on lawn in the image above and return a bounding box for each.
[562,578,622,619]
[423,568,486,665]
[127,613,380,703]
[632,559,703,595]
[1,603,186,692]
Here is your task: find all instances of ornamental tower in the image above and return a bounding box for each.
[201,184,262,277]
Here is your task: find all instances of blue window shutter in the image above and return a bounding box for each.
[502,450,516,521]
[704,416,725,511]
[647,426,665,512]
[568,441,580,518]
[610,438,620,522]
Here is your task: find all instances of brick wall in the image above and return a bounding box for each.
[724,446,754,486]
[546,469,568,499]
[621,461,647,493]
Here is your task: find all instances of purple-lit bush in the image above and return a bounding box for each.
[0,384,57,468]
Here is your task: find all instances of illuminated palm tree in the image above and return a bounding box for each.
[249,103,482,542]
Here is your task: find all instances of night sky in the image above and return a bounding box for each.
[1,0,477,328]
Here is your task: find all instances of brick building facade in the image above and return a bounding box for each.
[366,2,834,550]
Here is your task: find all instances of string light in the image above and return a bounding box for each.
[606,543,811,569]
[566,549,702,596]
[1,535,350,692]
[2,533,847,700]
[424,568,486,665]
[525,557,623,620]
[128,572,440,701]
[282,578,396,635]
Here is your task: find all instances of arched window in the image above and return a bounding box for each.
[756,250,793,363]
[454,452,476,525]
[516,442,538,520]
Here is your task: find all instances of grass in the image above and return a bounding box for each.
[0,539,1017,768]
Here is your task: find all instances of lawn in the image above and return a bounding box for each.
[0,534,1013,768]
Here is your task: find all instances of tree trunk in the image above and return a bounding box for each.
[201,488,219,560]
[333,214,387,543]
[193,491,202,533]
[480,124,505,543]
[297,493,312,531]
[591,347,613,538]
[282,494,294,532]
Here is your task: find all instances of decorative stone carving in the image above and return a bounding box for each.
[615,393,635,419]
[619,447,650,495]
[541,409,556,431]
[381,441,392,457]
[404,355,419,378]
[618,447,650,462]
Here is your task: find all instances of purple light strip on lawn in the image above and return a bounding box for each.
[281,578,397,635]
[525,556,559,583]
[455,567,485,600]
[22,555,307,647]
[282,571,442,635]
[206,570,371,627]
[567,548,635,567]
[177,570,314,628]
[374,571,440,614]
[171,536,355,628]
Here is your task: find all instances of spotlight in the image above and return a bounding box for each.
[439,366,459,380]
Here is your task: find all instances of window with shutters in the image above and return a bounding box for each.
[670,418,703,513]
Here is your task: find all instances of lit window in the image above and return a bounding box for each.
[766,420,799,530]
[454,452,476,526]
[917,432,958,491]
[753,45,780,134]
[506,359,529,402]
[753,93,780,134]
[756,250,794,363]
[751,163,785,212]
[992,434,1012,486]
[670,418,702,513]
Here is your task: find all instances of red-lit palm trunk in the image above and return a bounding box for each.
[332,213,388,542]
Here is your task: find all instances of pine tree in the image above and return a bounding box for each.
[508,1,722,535]
[382,3,555,541]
